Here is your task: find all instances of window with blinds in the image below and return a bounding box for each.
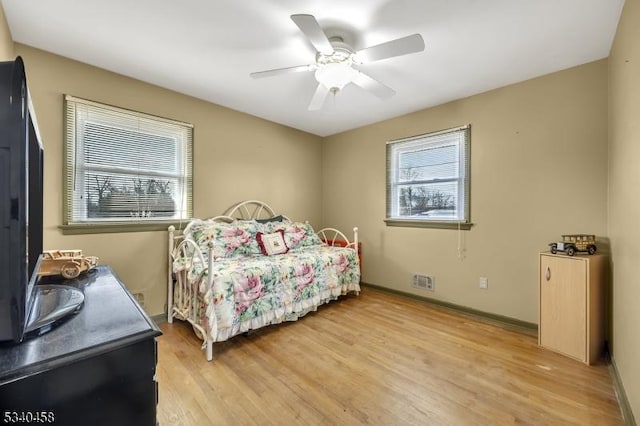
[386,125,470,226]
[64,95,193,228]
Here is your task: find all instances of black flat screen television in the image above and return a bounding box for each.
[0,57,44,342]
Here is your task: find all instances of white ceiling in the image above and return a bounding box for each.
[2,0,624,137]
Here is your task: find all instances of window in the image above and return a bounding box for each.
[386,125,470,229]
[63,95,193,231]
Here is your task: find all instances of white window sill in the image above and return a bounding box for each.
[59,220,190,235]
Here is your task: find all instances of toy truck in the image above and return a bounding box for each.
[39,250,99,279]
[549,234,597,256]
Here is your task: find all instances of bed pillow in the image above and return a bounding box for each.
[256,214,286,224]
[256,230,289,256]
[279,222,323,250]
[186,220,262,259]
[260,217,291,234]
[182,219,215,250]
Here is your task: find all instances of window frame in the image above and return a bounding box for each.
[385,125,472,230]
[61,95,193,234]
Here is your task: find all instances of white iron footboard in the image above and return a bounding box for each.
[168,225,216,361]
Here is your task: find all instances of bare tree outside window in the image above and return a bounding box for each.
[87,176,176,218]
[398,167,455,216]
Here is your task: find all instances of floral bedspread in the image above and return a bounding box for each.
[173,245,360,342]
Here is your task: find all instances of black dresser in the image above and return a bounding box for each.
[0,266,162,425]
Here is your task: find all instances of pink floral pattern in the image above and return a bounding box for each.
[185,220,262,259]
[176,218,360,342]
[333,254,350,273]
[233,274,265,314]
[177,244,360,339]
[294,263,314,294]
[279,223,323,250]
[222,228,251,255]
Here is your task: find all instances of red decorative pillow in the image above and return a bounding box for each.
[256,230,289,256]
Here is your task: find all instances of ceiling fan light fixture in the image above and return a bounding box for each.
[251,14,425,110]
[314,61,358,91]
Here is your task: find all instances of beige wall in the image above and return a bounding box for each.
[0,3,13,60]
[322,60,609,324]
[16,44,323,316]
[609,0,640,420]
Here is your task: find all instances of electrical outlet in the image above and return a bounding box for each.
[133,292,145,308]
[479,277,488,289]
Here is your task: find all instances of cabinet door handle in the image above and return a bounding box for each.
[545,266,551,281]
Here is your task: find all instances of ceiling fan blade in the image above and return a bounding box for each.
[308,84,330,110]
[291,14,334,55]
[250,64,315,79]
[354,34,425,63]
[352,72,396,99]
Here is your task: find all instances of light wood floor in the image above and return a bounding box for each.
[156,287,623,425]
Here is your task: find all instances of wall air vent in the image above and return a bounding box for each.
[412,274,434,291]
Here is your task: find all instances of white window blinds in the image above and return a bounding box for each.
[386,125,470,224]
[64,95,193,225]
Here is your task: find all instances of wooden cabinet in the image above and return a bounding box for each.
[0,266,161,425]
[538,252,606,364]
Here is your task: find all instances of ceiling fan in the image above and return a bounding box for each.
[250,14,425,111]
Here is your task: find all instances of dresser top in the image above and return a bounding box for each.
[540,252,607,259]
[0,266,161,383]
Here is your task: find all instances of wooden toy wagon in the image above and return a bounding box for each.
[39,249,99,279]
[549,234,597,256]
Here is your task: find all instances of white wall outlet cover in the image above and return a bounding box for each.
[479,277,488,289]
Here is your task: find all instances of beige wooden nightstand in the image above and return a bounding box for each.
[538,252,607,364]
